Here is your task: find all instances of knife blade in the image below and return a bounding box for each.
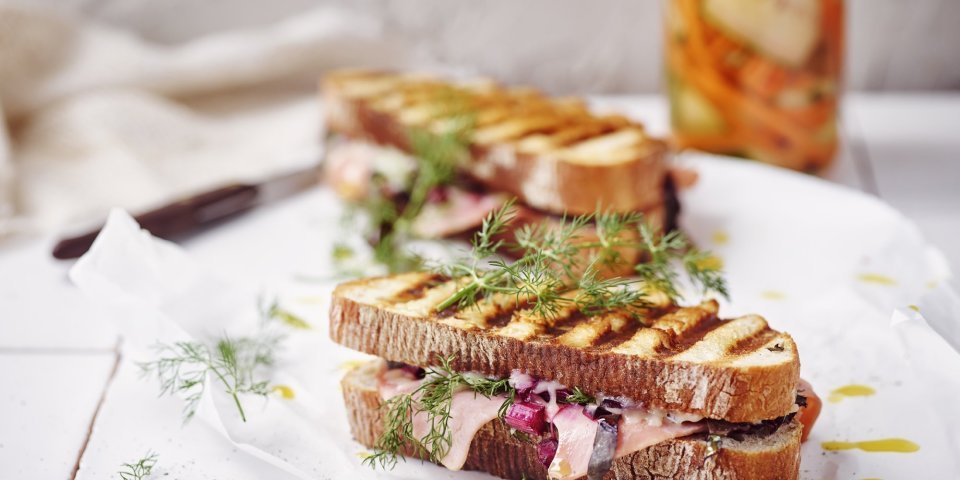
[51,163,323,260]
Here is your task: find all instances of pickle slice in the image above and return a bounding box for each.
[703,0,821,68]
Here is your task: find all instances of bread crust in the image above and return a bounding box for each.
[330,288,800,423]
[342,361,802,480]
[322,74,669,216]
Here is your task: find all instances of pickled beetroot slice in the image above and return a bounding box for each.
[537,438,559,467]
[504,401,547,435]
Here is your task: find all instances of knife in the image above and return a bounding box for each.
[52,163,323,259]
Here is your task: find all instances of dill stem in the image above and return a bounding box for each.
[209,360,249,423]
[232,392,247,422]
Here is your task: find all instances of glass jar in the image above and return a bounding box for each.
[665,0,844,172]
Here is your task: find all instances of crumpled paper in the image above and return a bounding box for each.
[70,154,960,479]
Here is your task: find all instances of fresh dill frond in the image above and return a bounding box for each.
[592,210,645,267]
[435,203,655,317]
[434,201,728,317]
[682,249,730,300]
[564,387,596,405]
[363,394,417,469]
[118,451,158,480]
[363,355,516,470]
[634,224,730,302]
[633,225,687,301]
[139,302,294,423]
[574,263,649,316]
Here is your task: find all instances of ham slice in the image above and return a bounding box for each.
[379,370,503,471]
[324,141,376,201]
[411,189,508,238]
[549,406,597,480]
[411,390,503,470]
[616,410,705,457]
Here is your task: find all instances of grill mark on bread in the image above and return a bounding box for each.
[670,315,770,363]
[376,279,779,364]
[590,314,647,351]
[728,329,781,356]
[385,273,444,304]
[542,310,589,338]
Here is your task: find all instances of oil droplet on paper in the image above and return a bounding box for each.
[857,273,897,286]
[828,384,875,403]
[761,290,785,300]
[271,384,296,400]
[339,359,368,372]
[821,438,919,453]
[693,254,724,270]
[711,230,729,245]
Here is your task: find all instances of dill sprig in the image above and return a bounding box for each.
[363,355,515,470]
[138,301,294,423]
[634,224,730,301]
[118,451,158,480]
[435,201,727,317]
[564,387,596,405]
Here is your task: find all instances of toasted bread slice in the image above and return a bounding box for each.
[330,273,800,423]
[321,70,670,216]
[342,360,802,480]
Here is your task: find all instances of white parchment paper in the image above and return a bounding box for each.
[70,154,960,479]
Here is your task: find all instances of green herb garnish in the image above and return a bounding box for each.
[118,451,158,480]
[564,387,597,405]
[363,355,515,469]
[139,301,295,422]
[435,202,728,317]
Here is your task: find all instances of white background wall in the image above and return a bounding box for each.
[24,0,960,94]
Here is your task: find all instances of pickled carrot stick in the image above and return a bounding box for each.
[672,131,747,152]
[781,99,836,129]
[678,0,713,68]
[668,45,819,154]
[822,0,845,76]
[738,57,788,100]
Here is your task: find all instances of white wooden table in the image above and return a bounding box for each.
[1,94,958,479]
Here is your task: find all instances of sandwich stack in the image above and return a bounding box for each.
[329,271,814,480]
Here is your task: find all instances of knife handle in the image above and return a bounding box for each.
[52,183,258,260]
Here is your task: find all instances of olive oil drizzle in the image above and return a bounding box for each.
[828,384,875,403]
[821,438,919,453]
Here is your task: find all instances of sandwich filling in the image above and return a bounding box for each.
[375,362,804,480]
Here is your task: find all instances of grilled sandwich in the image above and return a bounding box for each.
[321,70,679,274]
[329,271,820,479]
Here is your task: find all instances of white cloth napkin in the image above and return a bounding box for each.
[0,3,436,239]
